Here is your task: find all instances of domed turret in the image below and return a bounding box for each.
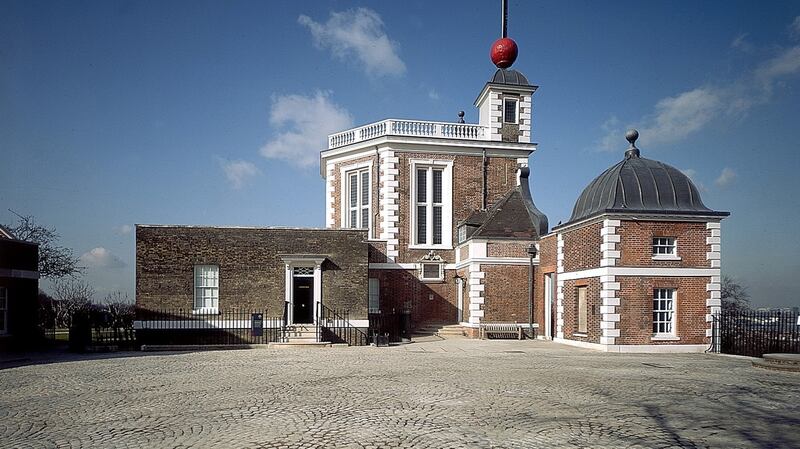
[567,130,729,224]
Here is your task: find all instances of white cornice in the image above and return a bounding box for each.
[548,212,725,235]
[320,137,534,176]
[557,267,721,281]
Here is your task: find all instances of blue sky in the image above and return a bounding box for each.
[2,1,799,307]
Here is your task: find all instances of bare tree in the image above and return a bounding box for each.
[100,291,134,329]
[52,278,95,327]
[6,211,82,279]
[102,291,135,341]
[721,275,750,313]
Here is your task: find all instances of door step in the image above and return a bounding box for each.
[268,341,332,348]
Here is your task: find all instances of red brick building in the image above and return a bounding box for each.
[137,40,728,352]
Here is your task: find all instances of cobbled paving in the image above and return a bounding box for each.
[1,339,798,448]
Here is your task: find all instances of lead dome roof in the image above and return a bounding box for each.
[489,68,533,87]
[565,130,729,226]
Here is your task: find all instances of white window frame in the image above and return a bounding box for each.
[409,159,453,250]
[502,96,519,124]
[368,278,380,313]
[340,161,372,238]
[419,263,444,282]
[652,288,676,336]
[458,225,467,244]
[652,237,680,260]
[193,265,219,313]
[0,287,7,334]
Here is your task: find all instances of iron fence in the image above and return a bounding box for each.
[136,309,285,346]
[710,309,800,357]
[368,311,410,343]
[317,304,370,346]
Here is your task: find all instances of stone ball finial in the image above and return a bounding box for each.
[625,129,640,159]
[457,111,465,123]
[625,129,639,147]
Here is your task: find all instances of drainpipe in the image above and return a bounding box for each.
[482,149,488,210]
[527,243,538,339]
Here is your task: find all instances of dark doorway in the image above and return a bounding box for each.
[292,277,314,324]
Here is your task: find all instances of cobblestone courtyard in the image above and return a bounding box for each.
[1,339,799,448]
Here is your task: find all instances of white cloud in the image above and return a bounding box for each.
[219,159,260,189]
[755,46,800,92]
[80,247,126,269]
[113,224,132,235]
[259,91,353,168]
[791,16,800,40]
[298,8,406,77]
[715,167,737,187]
[598,17,800,151]
[680,168,706,192]
[731,33,753,52]
[638,88,722,147]
[428,89,440,100]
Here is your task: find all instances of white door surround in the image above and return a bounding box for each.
[456,277,464,323]
[544,273,553,340]
[280,255,326,325]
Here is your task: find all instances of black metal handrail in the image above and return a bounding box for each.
[281,302,289,343]
[316,303,370,346]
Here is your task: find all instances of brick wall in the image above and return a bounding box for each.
[483,264,530,323]
[368,268,459,326]
[562,221,602,272]
[487,241,531,258]
[617,276,708,345]
[561,278,602,343]
[458,244,469,261]
[368,241,388,263]
[617,220,708,267]
[136,227,369,318]
[535,234,557,336]
[394,152,519,264]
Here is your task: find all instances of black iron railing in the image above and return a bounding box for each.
[136,309,284,346]
[711,309,800,357]
[368,310,410,343]
[316,303,370,346]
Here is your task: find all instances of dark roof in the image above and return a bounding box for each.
[463,167,548,239]
[489,68,532,87]
[461,210,488,227]
[0,225,18,240]
[566,131,729,226]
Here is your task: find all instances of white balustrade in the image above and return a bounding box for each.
[328,119,488,149]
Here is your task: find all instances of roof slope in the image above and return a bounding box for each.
[465,167,548,239]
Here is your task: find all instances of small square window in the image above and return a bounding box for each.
[503,98,518,124]
[420,263,443,281]
[458,226,467,244]
[652,237,676,255]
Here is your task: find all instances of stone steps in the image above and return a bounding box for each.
[412,323,465,339]
[752,353,800,372]
[268,341,332,348]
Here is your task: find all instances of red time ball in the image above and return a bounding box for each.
[490,37,518,69]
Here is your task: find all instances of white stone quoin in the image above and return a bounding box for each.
[379,150,400,261]
[468,263,486,325]
[705,222,722,337]
[325,163,335,228]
